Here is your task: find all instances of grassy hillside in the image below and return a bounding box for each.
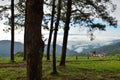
[82,42,120,55]
[108,48,120,55]
[0,56,120,80]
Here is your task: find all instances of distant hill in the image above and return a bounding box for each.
[1,40,119,57]
[108,48,120,55]
[0,40,78,57]
[82,42,120,55]
[0,40,23,57]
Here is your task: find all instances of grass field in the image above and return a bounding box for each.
[0,56,120,80]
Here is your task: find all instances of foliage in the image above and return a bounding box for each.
[71,0,117,40]
[115,54,120,61]
[0,0,50,32]
[0,0,25,26]
[0,0,117,34]
[15,51,23,57]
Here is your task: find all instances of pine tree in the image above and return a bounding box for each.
[10,0,15,62]
[60,0,72,66]
[52,0,62,74]
[26,0,44,79]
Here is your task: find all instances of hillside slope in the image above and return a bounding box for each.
[0,40,78,57]
[0,40,23,57]
[82,42,120,55]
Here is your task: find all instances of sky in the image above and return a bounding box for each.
[0,0,120,45]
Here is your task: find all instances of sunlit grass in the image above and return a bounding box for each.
[0,68,26,80]
[0,56,120,80]
[0,57,23,63]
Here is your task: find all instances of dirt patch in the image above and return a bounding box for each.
[0,62,26,68]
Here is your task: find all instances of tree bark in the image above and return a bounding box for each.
[10,0,15,62]
[23,1,27,61]
[52,0,61,74]
[26,0,44,80]
[46,0,56,61]
[23,24,26,61]
[60,0,72,66]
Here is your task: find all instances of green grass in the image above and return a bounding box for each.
[0,56,120,80]
[0,57,23,63]
[0,68,26,80]
[68,60,120,71]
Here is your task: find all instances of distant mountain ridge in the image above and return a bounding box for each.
[0,40,23,57]
[0,40,78,57]
[0,39,120,57]
[82,41,120,55]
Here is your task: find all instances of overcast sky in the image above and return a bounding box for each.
[0,0,120,44]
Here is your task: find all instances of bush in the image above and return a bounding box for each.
[115,54,120,61]
[15,51,23,57]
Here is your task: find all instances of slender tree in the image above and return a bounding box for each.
[46,0,56,61]
[59,0,117,66]
[52,0,62,74]
[26,0,44,79]
[60,0,72,66]
[10,0,15,62]
[23,1,27,61]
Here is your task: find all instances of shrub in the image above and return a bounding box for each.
[15,51,23,57]
[115,54,120,61]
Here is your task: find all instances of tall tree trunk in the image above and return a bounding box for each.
[23,1,27,61]
[23,25,26,61]
[26,0,44,80]
[10,0,14,62]
[46,0,56,61]
[52,0,61,74]
[60,0,72,66]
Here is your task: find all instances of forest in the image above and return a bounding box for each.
[0,0,120,80]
